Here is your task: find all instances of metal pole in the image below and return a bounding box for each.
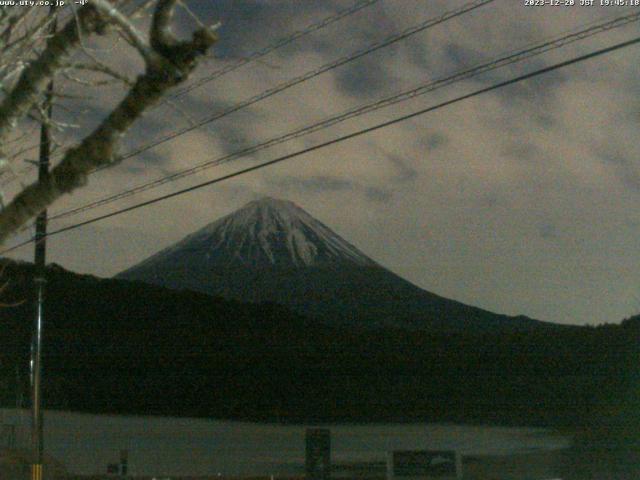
[31,8,55,480]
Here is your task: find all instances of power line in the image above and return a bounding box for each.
[5,0,494,188]
[166,0,381,101]
[46,0,497,220]
[46,10,640,223]
[1,0,382,187]
[91,0,496,172]
[3,33,638,256]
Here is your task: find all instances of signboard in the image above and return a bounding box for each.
[388,450,461,479]
[305,428,331,480]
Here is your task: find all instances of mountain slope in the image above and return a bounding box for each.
[1,260,634,427]
[118,197,545,331]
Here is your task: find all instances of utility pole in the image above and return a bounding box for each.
[31,7,56,480]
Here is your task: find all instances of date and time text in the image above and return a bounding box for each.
[525,0,640,6]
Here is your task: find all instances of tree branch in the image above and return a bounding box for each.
[0,1,218,244]
[0,7,107,157]
[91,0,157,65]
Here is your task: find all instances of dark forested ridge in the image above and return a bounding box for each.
[0,259,638,428]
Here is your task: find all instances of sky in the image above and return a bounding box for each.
[3,0,640,326]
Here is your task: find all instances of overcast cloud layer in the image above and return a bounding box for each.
[5,0,640,325]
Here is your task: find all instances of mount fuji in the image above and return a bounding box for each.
[118,197,545,330]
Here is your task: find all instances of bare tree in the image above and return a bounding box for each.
[0,0,218,244]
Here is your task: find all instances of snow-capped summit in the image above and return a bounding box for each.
[127,196,376,271]
[192,196,374,267]
[119,197,545,331]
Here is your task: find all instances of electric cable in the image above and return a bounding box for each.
[3,33,638,255]
[47,10,640,223]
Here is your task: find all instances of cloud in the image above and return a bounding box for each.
[273,174,356,193]
[182,0,350,59]
[364,186,392,202]
[444,43,482,70]
[384,154,418,183]
[269,174,391,203]
[493,61,569,107]
[538,222,559,240]
[501,142,542,163]
[599,149,640,192]
[333,57,395,99]
[7,1,640,326]
[423,132,449,152]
